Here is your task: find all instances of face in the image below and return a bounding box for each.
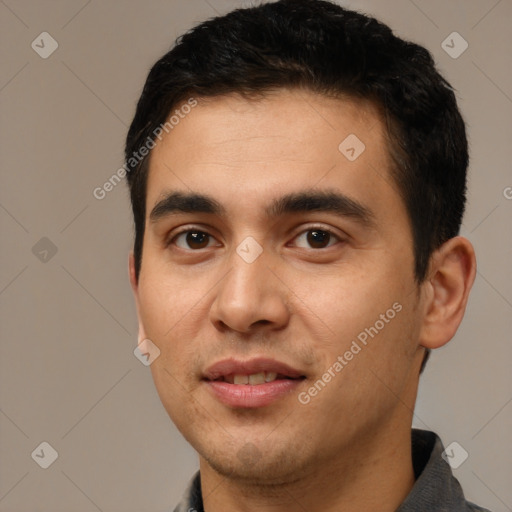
[131,90,428,483]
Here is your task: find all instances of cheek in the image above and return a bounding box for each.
[311,300,419,433]
[139,269,197,334]
[139,274,207,424]
[300,260,418,379]
[149,359,207,441]
[137,273,204,374]
[301,266,401,335]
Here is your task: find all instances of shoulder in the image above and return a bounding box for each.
[396,430,493,512]
[467,503,493,512]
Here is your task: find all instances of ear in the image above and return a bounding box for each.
[419,236,476,349]
[129,251,148,344]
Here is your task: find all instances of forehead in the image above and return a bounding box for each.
[153,90,387,160]
[145,89,402,222]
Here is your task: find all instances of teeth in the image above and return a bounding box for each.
[248,372,266,385]
[264,372,277,382]
[228,372,279,385]
[233,374,249,385]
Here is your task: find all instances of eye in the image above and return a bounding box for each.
[168,226,342,251]
[171,229,218,250]
[292,228,341,249]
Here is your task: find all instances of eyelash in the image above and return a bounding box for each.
[166,225,344,251]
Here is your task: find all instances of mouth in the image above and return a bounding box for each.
[211,371,303,385]
[202,358,306,408]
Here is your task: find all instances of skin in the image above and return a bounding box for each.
[129,89,476,512]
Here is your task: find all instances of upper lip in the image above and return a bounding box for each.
[203,357,305,380]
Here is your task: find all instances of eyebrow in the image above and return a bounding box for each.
[149,189,375,227]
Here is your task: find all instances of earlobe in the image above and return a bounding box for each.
[419,236,476,350]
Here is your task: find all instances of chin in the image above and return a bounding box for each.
[200,441,309,485]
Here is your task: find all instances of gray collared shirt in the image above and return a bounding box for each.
[173,429,491,511]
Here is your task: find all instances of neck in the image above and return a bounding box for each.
[199,420,416,512]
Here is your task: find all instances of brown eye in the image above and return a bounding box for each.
[173,230,214,250]
[294,228,339,249]
[307,230,331,248]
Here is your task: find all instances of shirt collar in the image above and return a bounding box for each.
[396,429,477,511]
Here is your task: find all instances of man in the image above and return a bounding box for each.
[125,1,489,510]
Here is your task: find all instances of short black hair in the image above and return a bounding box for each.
[126,0,468,287]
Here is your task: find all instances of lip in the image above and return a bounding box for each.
[202,357,306,409]
[203,357,305,381]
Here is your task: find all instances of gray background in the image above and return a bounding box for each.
[0,0,511,511]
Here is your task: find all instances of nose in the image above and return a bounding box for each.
[209,246,290,334]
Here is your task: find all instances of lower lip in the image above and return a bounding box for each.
[205,379,303,408]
